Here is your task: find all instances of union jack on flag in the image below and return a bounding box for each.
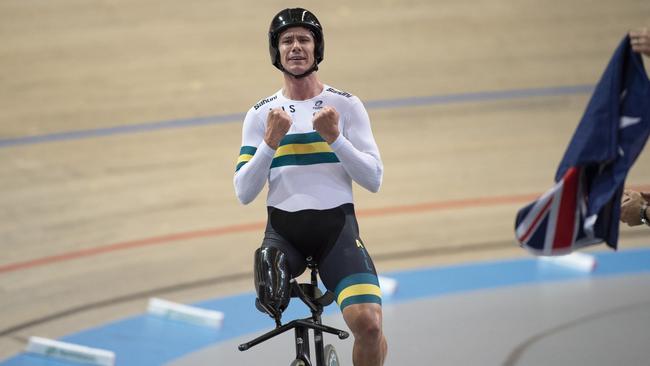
[515,167,610,255]
[515,35,650,256]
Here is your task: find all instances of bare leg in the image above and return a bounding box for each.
[342,303,387,366]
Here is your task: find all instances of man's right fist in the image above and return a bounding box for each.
[264,108,292,149]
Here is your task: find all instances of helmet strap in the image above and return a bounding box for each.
[282,62,319,79]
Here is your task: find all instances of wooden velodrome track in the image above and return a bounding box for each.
[1,0,649,361]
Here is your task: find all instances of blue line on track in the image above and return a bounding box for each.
[1,247,648,366]
[0,85,593,149]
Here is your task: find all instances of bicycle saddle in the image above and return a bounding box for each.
[291,283,335,307]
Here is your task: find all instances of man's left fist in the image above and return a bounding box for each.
[313,106,340,144]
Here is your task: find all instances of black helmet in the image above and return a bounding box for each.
[268,8,324,76]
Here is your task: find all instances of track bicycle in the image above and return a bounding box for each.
[238,261,349,366]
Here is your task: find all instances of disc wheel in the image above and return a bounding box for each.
[324,344,340,366]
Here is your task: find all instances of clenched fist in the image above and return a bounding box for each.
[265,108,292,149]
[313,106,340,144]
[630,28,650,57]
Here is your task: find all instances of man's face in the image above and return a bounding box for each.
[278,27,315,74]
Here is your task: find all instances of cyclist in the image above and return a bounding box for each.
[234,8,387,366]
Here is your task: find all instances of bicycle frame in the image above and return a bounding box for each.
[239,264,349,366]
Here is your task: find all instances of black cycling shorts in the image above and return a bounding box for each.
[261,203,381,310]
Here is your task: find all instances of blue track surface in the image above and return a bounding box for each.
[2,248,649,366]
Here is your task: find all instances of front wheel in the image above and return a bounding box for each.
[324,344,340,366]
[290,360,306,366]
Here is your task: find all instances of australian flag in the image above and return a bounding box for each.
[515,35,650,256]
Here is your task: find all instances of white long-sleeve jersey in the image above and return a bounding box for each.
[234,85,383,212]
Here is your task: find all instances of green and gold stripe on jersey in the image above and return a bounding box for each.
[272,132,339,168]
[235,132,340,172]
[236,145,257,172]
[334,273,382,310]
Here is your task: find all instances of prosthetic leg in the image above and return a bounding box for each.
[254,246,292,326]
